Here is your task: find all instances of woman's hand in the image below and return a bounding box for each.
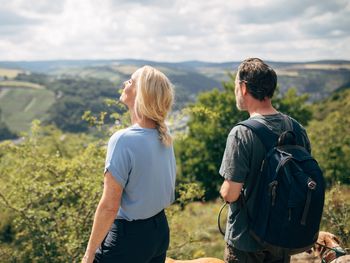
[82,252,94,263]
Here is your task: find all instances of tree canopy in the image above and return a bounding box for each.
[308,89,350,184]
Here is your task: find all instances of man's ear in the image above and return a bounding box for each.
[241,83,248,95]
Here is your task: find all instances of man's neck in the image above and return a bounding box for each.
[247,100,278,117]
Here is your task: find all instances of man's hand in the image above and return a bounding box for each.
[220,180,243,203]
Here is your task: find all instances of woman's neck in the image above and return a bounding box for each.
[130,110,156,129]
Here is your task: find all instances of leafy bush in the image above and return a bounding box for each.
[321,184,350,247]
[0,122,104,262]
[0,121,209,262]
[307,89,350,185]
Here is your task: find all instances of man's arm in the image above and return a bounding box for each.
[82,172,123,263]
[220,180,243,203]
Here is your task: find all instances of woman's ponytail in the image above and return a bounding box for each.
[155,121,172,147]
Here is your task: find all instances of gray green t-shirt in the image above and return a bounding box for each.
[219,113,311,252]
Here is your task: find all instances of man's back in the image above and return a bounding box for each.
[220,113,311,252]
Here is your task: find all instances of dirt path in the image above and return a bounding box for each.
[291,252,319,262]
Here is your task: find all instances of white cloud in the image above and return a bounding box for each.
[0,0,349,61]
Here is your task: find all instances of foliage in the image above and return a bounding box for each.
[321,184,350,248]
[0,107,17,140]
[307,89,350,185]
[176,74,313,200]
[46,77,123,133]
[0,122,104,262]
[0,121,17,141]
[81,96,130,137]
[175,77,247,200]
[0,120,209,262]
[175,183,205,209]
[273,88,312,126]
[167,187,225,261]
[15,73,51,86]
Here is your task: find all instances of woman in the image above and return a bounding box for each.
[82,66,176,263]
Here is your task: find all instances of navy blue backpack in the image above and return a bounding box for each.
[239,119,325,254]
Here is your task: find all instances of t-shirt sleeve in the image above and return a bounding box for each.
[300,126,312,154]
[104,133,132,188]
[219,127,251,183]
[290,117,312,154]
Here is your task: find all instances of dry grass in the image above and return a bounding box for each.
[167,201,226,260]
[167,185,350,261]
[0,80,44,89]
[0,68,23,78]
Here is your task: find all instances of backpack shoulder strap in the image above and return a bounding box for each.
[237,119,278,151]
[289,118,304,146]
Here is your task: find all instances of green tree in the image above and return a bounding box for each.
[273,88,312,126]
[307,89,350,185]
[45,77,123,133]
[175,77,246,200]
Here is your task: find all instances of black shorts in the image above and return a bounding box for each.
[94,210,169,263]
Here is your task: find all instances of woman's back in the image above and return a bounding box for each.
[105,123,176,221]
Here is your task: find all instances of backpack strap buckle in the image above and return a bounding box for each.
[307,178,317,190]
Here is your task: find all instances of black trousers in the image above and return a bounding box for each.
[94,210,169,263]
[224,243,290,263]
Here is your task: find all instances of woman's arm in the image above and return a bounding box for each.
[82,172,123,263]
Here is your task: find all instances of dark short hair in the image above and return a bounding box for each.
[237,58,277,101]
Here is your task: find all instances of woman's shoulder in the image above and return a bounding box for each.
[108,127,135,146]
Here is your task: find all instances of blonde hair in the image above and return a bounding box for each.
[134,65,174,146]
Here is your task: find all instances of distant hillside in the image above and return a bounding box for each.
[1,59,349,101]
[311,86,350,121]
[0,59,349,134]
[0,86,55,132]
[49,63,223,109]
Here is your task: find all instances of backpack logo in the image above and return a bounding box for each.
[239,119,325,254]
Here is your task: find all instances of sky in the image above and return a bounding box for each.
[0,0,349,62]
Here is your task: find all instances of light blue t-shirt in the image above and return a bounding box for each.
[104,123,176,221]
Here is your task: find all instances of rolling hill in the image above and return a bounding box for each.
[0,59,349,135]
[0,86,55,132]
[1,59,349,99]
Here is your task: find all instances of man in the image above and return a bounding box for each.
[219,58,311,263]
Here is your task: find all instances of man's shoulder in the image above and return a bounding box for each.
[229,122,255,139]
[287,116,307,131]
[226,121,263,147]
